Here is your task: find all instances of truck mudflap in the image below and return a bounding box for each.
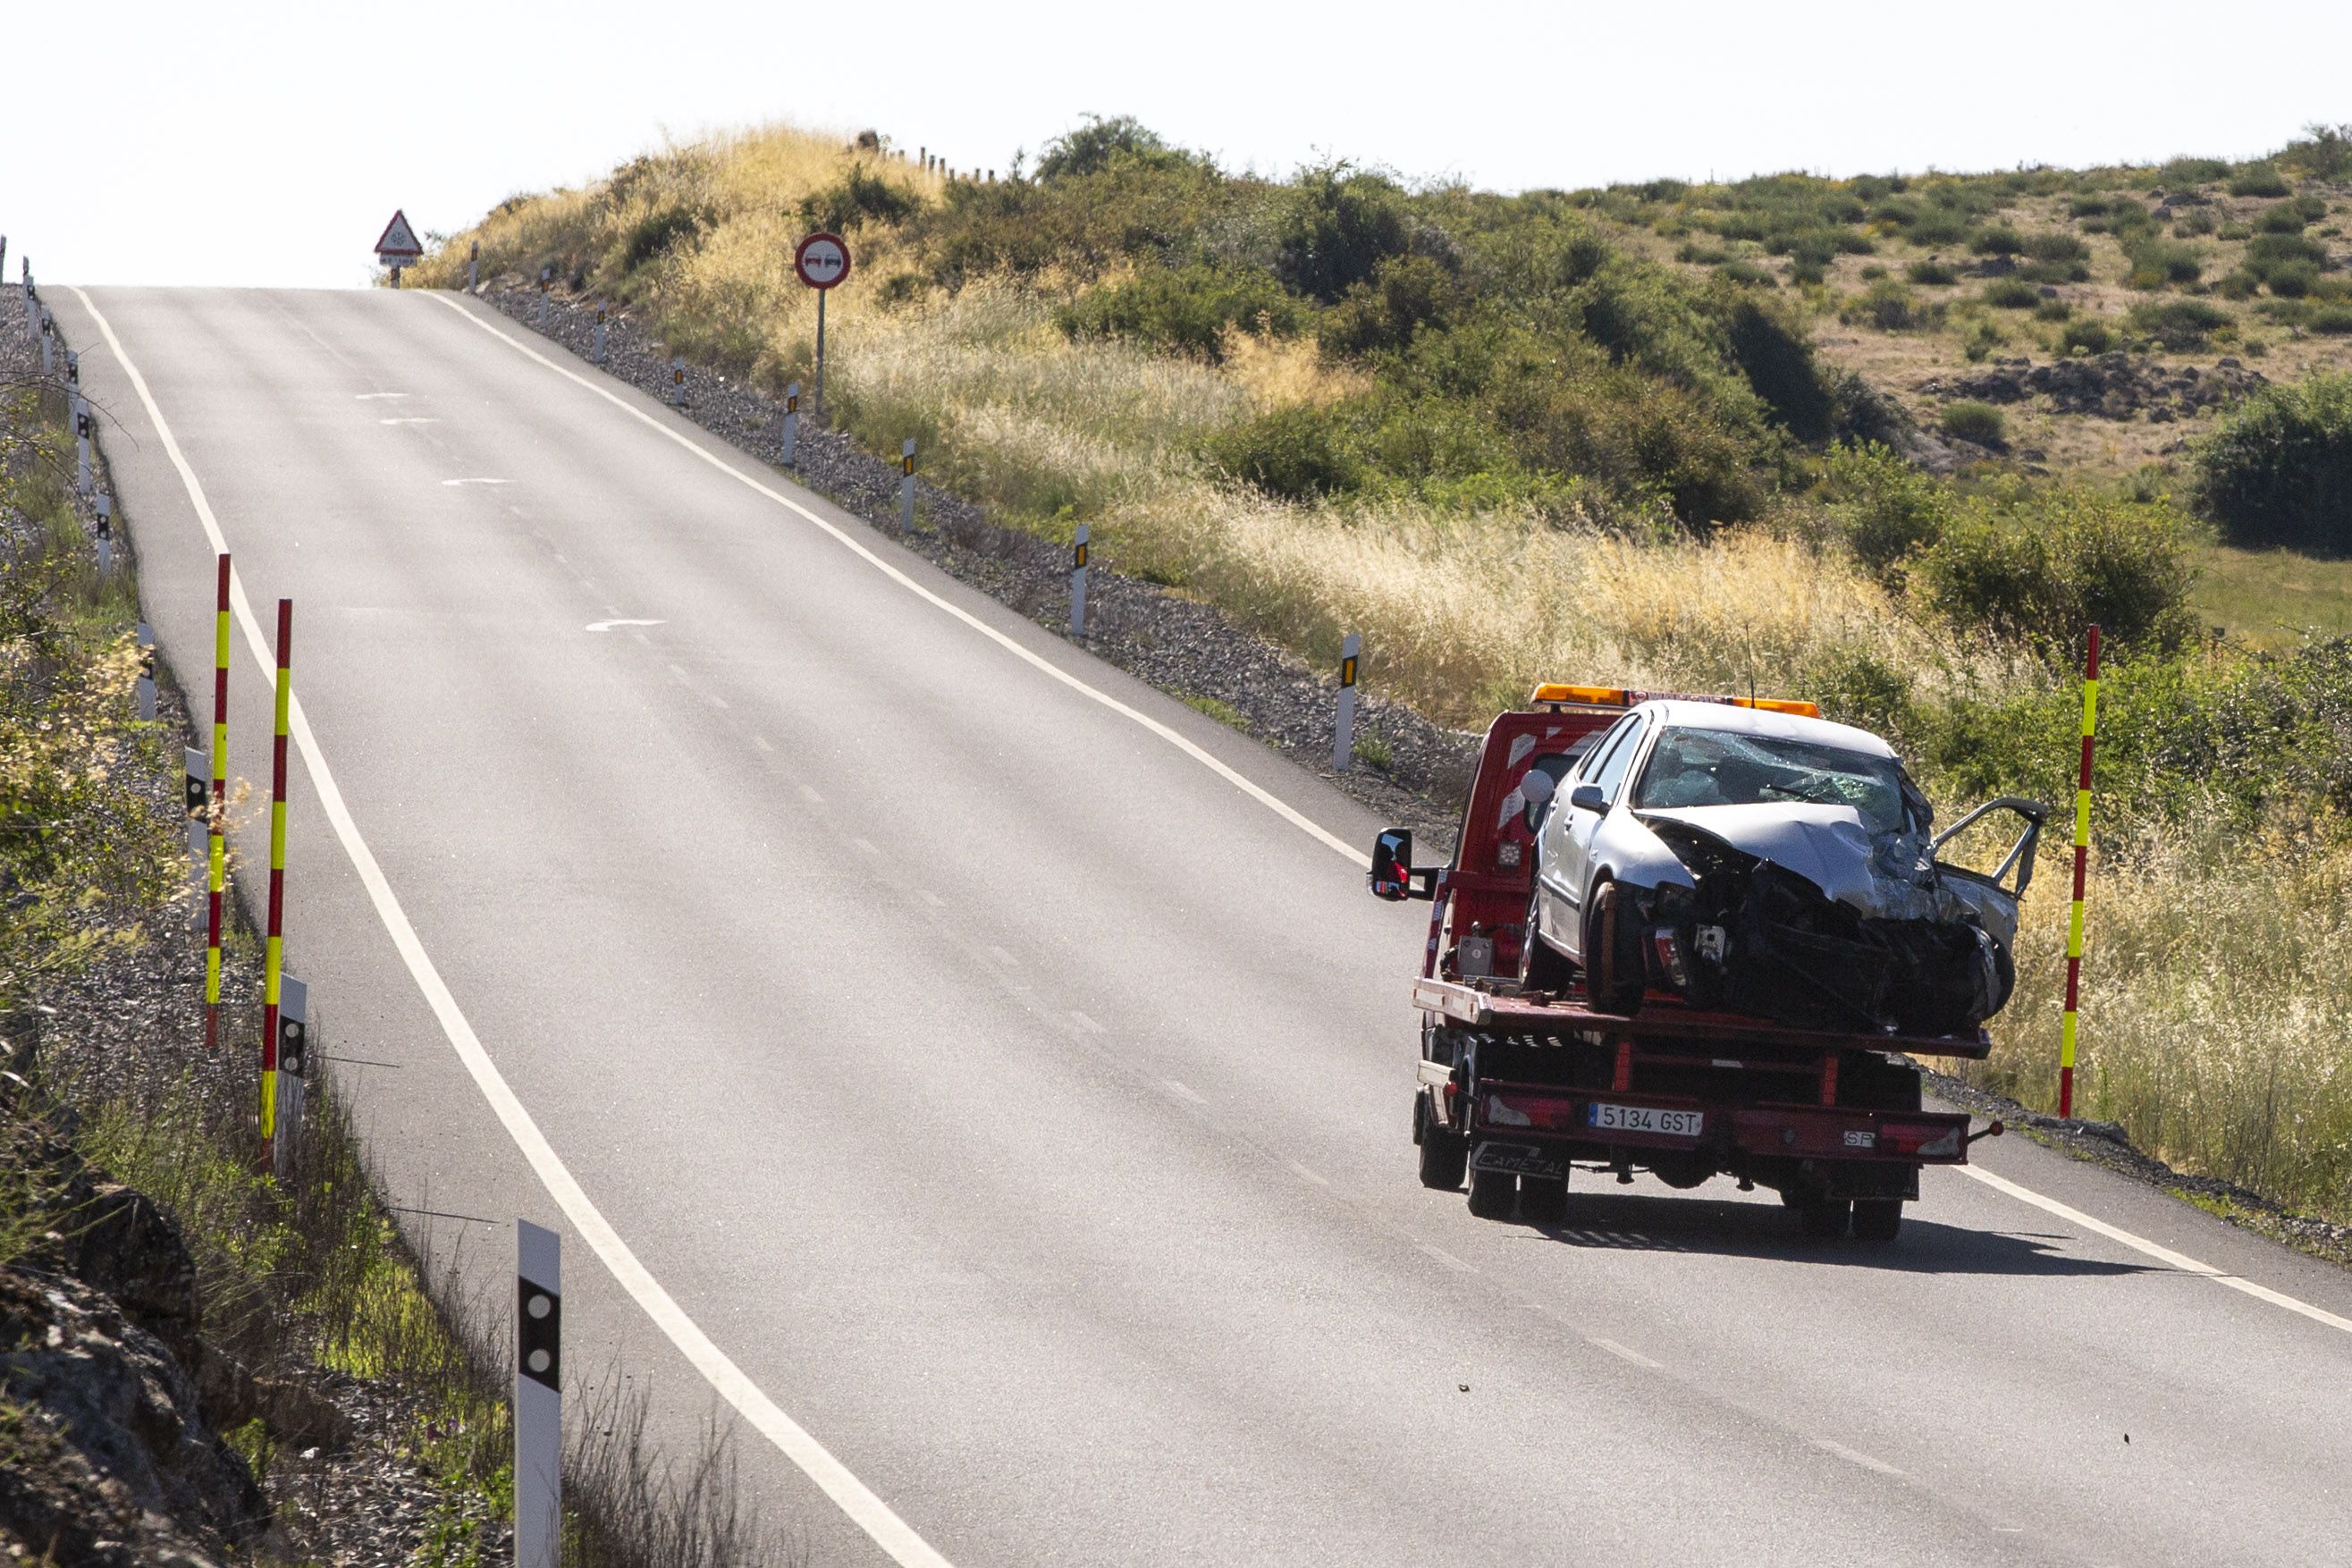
[1471,1082,1979,1165]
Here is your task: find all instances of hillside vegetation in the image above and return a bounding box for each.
[412,122,2352,1222]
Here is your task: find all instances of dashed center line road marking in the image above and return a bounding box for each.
[1160,1080,1207,1106]
[1812,1438,1905,1478]
[1067,1009,1102,1033]
[426,291,2352,1352]
[1288,1161,1329,1186]
[440,476,510,486]
[1417,1242,1477,1275]
[917,889,946,910]
[354,391,409,400]
[72,286,958,1568]
[752,736,775,754]
[985,945,1019,968]
[849,837,881,857]
[797,785,824,805]
[1587,1336,1663,1370]
[585,619,664,633]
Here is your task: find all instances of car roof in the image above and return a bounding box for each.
[1631,699,1896,759]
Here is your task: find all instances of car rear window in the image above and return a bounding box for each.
[1632,727,1911,833]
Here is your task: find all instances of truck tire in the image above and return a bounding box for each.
[1466,1165,1516,1219]
[1520,885,1576,993]
[1586,881,1645,1016]
[1416,1096,1469,1190]
[1797,1195,1852,1239]
[1852,1198,1905,1243]
[1519,1174,1568,1223]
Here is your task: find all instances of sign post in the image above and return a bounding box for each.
[374,209,424,287]
[207,554,230,1052]
[260,600,291,1164]
[515,1222,562,1568]
[794,232,850,421]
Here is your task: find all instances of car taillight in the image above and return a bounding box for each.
[1650,928,1690,990]
[1483,1093,1578,1132]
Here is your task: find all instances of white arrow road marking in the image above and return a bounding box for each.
[72,286,958,1568]
[585,619,665,633]
[432,291,2352,1350]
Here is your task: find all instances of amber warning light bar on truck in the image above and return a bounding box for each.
[1527,684,1820,719]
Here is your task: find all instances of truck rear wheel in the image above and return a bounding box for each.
[1852,1199,1905,1243]
[1466,1165,1516,1219]
[1416,1095,1468,1191]
[1797,1195,1852,1239]
[1518,1174,1568,1223]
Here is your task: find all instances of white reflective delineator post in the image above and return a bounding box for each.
[1332,632,1362,772]
[515,1222,562,1568]
[273,977,308,1180]
[592,305,608,364]
[780,382,800,468]
[74,398,91,494]
[899,439,917,530]
[38,311,52,375]
[134,620,156,721]
[536,267,552,326]
[468,240,480,294]
[1070,523,1090,637]
[670,355,686,408]
[182,746,209,898]
[95,492,114,573]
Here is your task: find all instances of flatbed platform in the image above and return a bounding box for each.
[1410,977,1994,1061]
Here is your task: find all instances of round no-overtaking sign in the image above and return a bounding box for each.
[796,232,850,290]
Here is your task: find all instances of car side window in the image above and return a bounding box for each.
[1574,716,1636,785]
[1590,716,1648,804]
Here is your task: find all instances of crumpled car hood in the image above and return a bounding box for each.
[1636,803,1977,925]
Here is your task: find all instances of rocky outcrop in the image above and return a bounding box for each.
[0,1267,262,1564]
[1923,352,2267,422]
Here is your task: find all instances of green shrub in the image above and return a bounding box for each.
[2019,257,2092,284]
[2035,297,2073,322]
[1721,292,1835,441]
[1841,278,1939,331]
[2123,239,2204,287]
[1059,266,1305,358]
[1034,115,1193,181]
[2161,156,2231,186]
[2022,232,2089,265]
[2265,261,2321,299]
[1909,211,1971,247]
[1206,403,1366,499]
[2194,371,2352,552]
[2227,164,2292,198]
[1277,166,1414,302]
[1820,442,1953,582]
[2216,269,2263,301]
[2312,306,2352,336]
[1677,240,1731,265]
[2245,232,2329,282]
[2067,196,2113,218]
[1939,400,2009,449]
[1716,259,1776,287]
[797,164,919,233]
[1980,278,2039,309]
[2257,204,2313,234]
[2174,209,2220,237]
[2219,221,2255,241]
[1962,319,2003,361]
[2282,123,2352,181]
[1910,489,2196,654]
[1319,254,1454,358]
[2061,319,2119,355]
[1970,225,2025,256]
[2127,299,2231,350]
[1906,257,1960,285]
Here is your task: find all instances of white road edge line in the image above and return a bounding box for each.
[426,291,2352,1346]
[1958,1164,2352,1337]
[1586,1336,1663,1370]
[69,286,957,1568]
[426,293,1369,870]
[1811,1437,1904,1478]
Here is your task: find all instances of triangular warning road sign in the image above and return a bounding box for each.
[375,209,423,257]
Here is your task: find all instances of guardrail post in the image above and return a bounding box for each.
[900,439,916,530]
[468,239,480,294]
[781,382,800,468]
[516,1222,562,1568]
[1332,632,1362,772]
[1070,523,1090,637]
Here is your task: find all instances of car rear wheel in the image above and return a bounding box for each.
[1520,883,1576,993]
[1466,1165,1516,1219]
[1586,881,1646,1016]
[1851,1198,1905,1243]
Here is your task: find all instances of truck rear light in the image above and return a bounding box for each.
[1483,1092,1579,1132]
[1880,1122,1961,1159]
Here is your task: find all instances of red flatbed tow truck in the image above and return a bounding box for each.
[1370,686,2005,1242]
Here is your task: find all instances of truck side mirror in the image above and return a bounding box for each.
[1570,783,1606,814]
[1370,828,1413,900]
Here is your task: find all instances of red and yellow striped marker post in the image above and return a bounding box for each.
[260,599,292,1162]
[2060,623,2101,1119]
[205,554,229,1051]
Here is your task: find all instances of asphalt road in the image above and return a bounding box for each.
[55,285,2352,1568]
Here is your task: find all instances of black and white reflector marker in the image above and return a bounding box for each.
[516,1221,561,1568]
[273,978,308,1179]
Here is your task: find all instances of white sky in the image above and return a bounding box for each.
[6,0,2348,289]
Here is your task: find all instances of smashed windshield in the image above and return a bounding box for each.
[1631,727,1915,833]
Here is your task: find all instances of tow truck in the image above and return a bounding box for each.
[1369,685,2006,1243]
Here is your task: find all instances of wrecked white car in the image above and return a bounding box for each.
[1522,700,2044,1036]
